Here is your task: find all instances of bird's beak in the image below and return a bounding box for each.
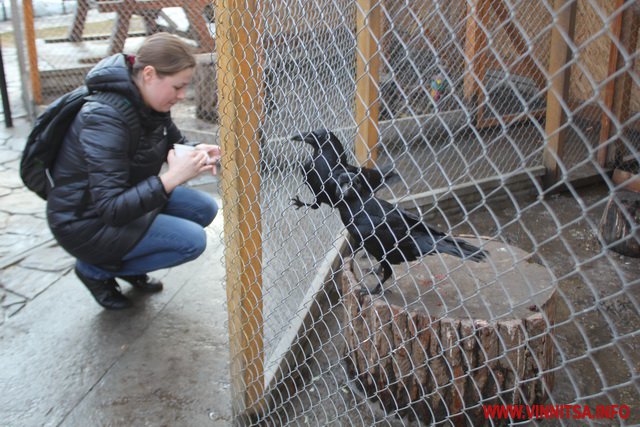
[290,133,306,142]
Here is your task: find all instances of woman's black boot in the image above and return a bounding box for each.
[75,267,132,310]
[118,275,163,293]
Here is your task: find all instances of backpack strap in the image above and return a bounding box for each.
[85,92,141,157]
[45,91,142,195]
[63,92,142,216]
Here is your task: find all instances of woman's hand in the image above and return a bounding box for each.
[195,143,222,175]
[160,149,212,193]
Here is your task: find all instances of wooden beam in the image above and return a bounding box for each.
[476,109,546,129]
[22,0,41,104]
[597,0,626,167]
[184,0,215,52]
[68,0,90,42]
[215,0,265,415]
[491,0,547,91]
[97,0,214,54]
[472,0,548,129]
[106,0,134,54]
[354,0,381,168]
[600,1,638,166]
[463,0,490,106]
[542,0,577,188]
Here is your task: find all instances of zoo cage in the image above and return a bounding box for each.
[12,0,640,425]
[217,0,639,424]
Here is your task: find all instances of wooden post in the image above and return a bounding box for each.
[354,0,381,168]
[184,0,215,52]
[542,0,577,188]
[463,0,489,107]
[491,0,547,91]
[464,0,549,129]
[215,0,265,415]
[599,2,638,167]
[68,0,90,42]
[597,0,626,167]
[22,0,41,104]
[109,0,134,54]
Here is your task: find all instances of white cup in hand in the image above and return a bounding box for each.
[174,143,211,164]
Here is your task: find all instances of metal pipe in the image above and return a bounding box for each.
[0,37,13,127]
[9,0,35,121]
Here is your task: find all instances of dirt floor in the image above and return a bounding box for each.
[255,182,639,426]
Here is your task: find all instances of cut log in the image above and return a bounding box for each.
[599,190,640,257]
[341,238,557,425]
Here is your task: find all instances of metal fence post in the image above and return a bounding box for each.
[0,38,12,127]
[9,0,34,120]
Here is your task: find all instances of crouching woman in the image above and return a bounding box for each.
[47,33,220,310]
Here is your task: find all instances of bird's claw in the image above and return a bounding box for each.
[291,196,321,210]
[291,197,305,209]
[358,283,386,296]
[358,286,373,296]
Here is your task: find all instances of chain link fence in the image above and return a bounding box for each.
[8,0,640,425]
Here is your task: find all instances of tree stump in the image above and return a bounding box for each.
[599,190,640,258]
[194,53,218,123]
[341,238,557,425]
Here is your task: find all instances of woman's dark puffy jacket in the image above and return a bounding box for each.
[46,54,184,270]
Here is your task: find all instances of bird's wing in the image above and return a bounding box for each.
[395,208,485,261]
[386,203,450,259]
[394,204,426,229]
[358,163,396,191]
[304,154,341,205]
[363,199,408,244]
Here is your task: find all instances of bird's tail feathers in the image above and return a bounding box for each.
[435,237,487,262]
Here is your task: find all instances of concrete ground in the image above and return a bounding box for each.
[0,119,232,426]
[0,18,232,425]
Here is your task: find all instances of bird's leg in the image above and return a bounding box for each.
[291,161,321,209]
[358,261,380,296]
[376,261,393,295]
[363,260,383,277]
[360,260,392,296]
[359,283,372,296]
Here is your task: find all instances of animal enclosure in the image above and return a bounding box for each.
[10,0,640,425]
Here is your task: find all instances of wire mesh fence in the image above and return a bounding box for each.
[10,0,640,425]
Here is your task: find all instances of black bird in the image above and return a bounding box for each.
[290,129,395,210]
[334,172,487,295]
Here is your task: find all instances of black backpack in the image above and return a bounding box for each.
[20,86,140,200]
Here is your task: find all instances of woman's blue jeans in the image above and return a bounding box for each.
[76,186,218,280]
